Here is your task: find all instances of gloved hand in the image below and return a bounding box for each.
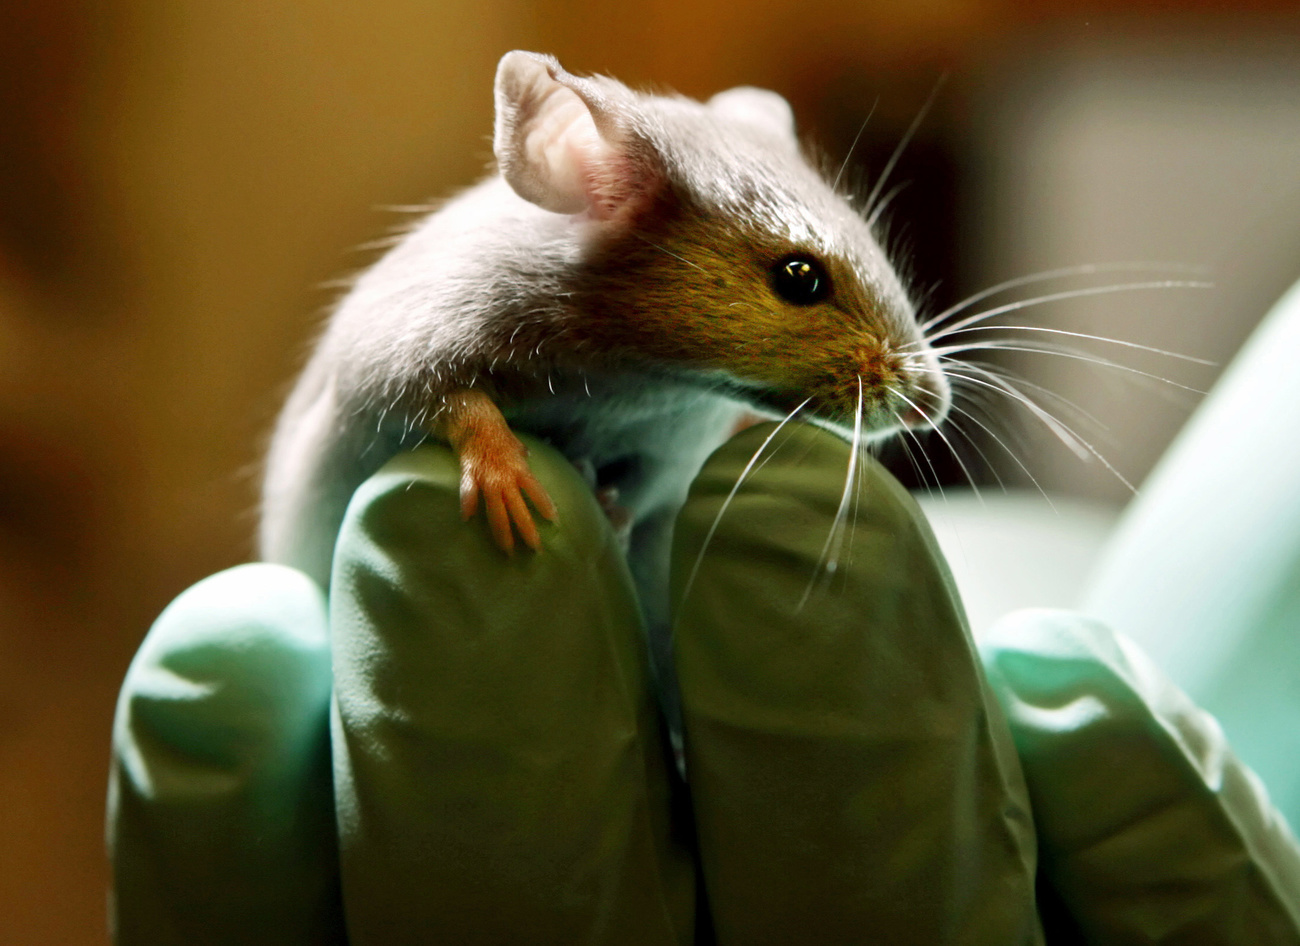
[108,423,1300,944]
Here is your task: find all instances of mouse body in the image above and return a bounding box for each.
[260,51,950,638]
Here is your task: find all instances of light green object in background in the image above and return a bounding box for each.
[1085,276,1300,826]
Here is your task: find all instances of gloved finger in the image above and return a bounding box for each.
[329,439,695,945]
[982,609,1300,944]
[672,422,1041,944]
[108,563,342,945]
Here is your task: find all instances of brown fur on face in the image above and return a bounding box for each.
[566,183,941,433]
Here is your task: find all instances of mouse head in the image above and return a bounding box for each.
[494,51,950,438]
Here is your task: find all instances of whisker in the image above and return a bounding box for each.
[924,280,1213,342]
[947,364,1136,491]
[949,358,1112,438]
[832,100,878,194]
[901,419,950,506]
[891,416,937,499]
[634,234,710,275]
[937,404,1008,492]
[862,74,948,220]
[833,410,873,581]
[935,324,1215,365]
[944,364,1090,459]
[864,181,911,231]
[820,382,866,596]
[920,262,1210,332]
[844,433,872,572]
[930,342,1206,394]
[945,398,1056,509]
[871,362,950,499]
[894,389,984,504]
[799,381,863,610]
[677,398,813,610]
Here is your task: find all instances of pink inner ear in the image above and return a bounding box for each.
[496,51,661,223]
[522,88,601,215]
[525,87,644,222]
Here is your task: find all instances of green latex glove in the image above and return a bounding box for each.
[109,423,1300,943]
[982,610,1300,943]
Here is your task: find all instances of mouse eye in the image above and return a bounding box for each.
[772,255,830,305]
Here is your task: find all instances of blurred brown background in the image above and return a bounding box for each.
[2,1,1298,941]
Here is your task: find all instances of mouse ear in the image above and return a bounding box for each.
[708,87,797,141]
[494,51,659,222]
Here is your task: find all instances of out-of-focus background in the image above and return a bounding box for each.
[2,1,1298,941]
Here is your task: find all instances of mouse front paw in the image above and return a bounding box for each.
[457,425,558,554]
[438,388,558,553]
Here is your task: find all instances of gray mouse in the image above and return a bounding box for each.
[259,50,951,644]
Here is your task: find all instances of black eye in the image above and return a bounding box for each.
[772,255,830,305]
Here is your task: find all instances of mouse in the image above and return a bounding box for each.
[259,50,951,644]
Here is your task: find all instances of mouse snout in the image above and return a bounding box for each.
[844,339,950,432]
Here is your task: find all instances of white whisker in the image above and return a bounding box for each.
[799,381,863,610]
[892,418,937,499]
[634,234,710,275]
[844,434,871,572]
[920,262,1210,332]
[863,74,947,220]
[894,389,983,503]
[945,398,1055,509]
[901,418,949,504]
[864,182,910,231]
[939,406,1007,492]
[832,101,878,194]
[677,398,813,611]
[948,358,1112,437]
[931,342,1206,394]
[944,364,1090,459]
[946,364,1136,492]
[935,324,1215,365]
[925,280,1212,342]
